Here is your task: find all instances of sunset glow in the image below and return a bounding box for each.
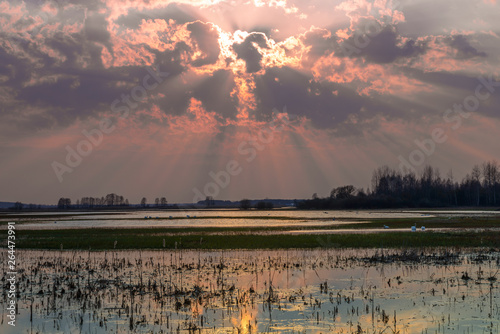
[1,0,499,204]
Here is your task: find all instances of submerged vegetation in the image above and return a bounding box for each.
[1,248,499,333]
[2,210,500,332]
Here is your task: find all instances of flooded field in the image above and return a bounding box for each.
[2,248,500,333]
[3,209,499,230]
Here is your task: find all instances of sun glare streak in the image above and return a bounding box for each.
[231,305,257,333]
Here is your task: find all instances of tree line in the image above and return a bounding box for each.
[57,194,168,209]
[239,199,275,210]
[298,160,500,209]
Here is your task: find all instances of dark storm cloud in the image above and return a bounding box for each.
[55,2,87,25]
[84,12,112,51]
[45,31,87,67]
[23,0,103,11]
[187,21,220,67]
[405,68,485,92]
[193,69,238,119]
[402,68,500,118]
[155,68,238,120]
[115,3,198,29]
[16,66,148,128]
[339,25,427,63]
[299,23,427,65]
[444,35,487,59]
[0,42,33,86]
[12,16,36,30]
[232,32,270,73]
[154,82,191,117]
[20,70,118,110]
[6,20,123,125]
[301,28,337,65]
[254,66,363,128]
[4,32,191,131]
[151,42,195,117]
[1,0,496,139]
[253,66,443,132]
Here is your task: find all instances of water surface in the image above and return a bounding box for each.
[1,248,499,333]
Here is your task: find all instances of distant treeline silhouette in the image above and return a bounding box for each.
[57,194,168,209]
[298,161,500,209]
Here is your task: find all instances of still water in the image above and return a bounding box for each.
[3,209,499,230]
[1,248,499,333]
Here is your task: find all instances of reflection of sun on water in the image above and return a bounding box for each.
[231,306,257,333]
[191,300,204,318]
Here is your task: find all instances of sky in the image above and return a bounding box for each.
[0,0,499,205]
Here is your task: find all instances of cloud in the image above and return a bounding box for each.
[187,21,220,67]
[301,27,336,66]
[232,32,270,73]
[115,3,198,29]
[339,24,427,63]
[444,34,487,59]
[0,0,498,145]
[192,69,238,119]
[84,12,111,47]
[253,66,366,129]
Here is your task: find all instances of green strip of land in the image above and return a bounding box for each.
[1,216,499,250]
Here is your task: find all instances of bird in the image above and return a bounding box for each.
[411,223,417,232]
[421,226,426,231]
[383,225,389,229]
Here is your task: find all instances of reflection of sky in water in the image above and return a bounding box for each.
[4,209,500,230]
[17,218,368,229]
[1,249,499,333]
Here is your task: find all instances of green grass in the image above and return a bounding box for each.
[2,214,500,250]
[337,216,500,229]
[2,227,500,250]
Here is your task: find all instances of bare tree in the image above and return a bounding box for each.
[482,161,498,205]
[240,199,251,210]
[57,198,71,209]
[331,185,356,200]
[471,165,481,206]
